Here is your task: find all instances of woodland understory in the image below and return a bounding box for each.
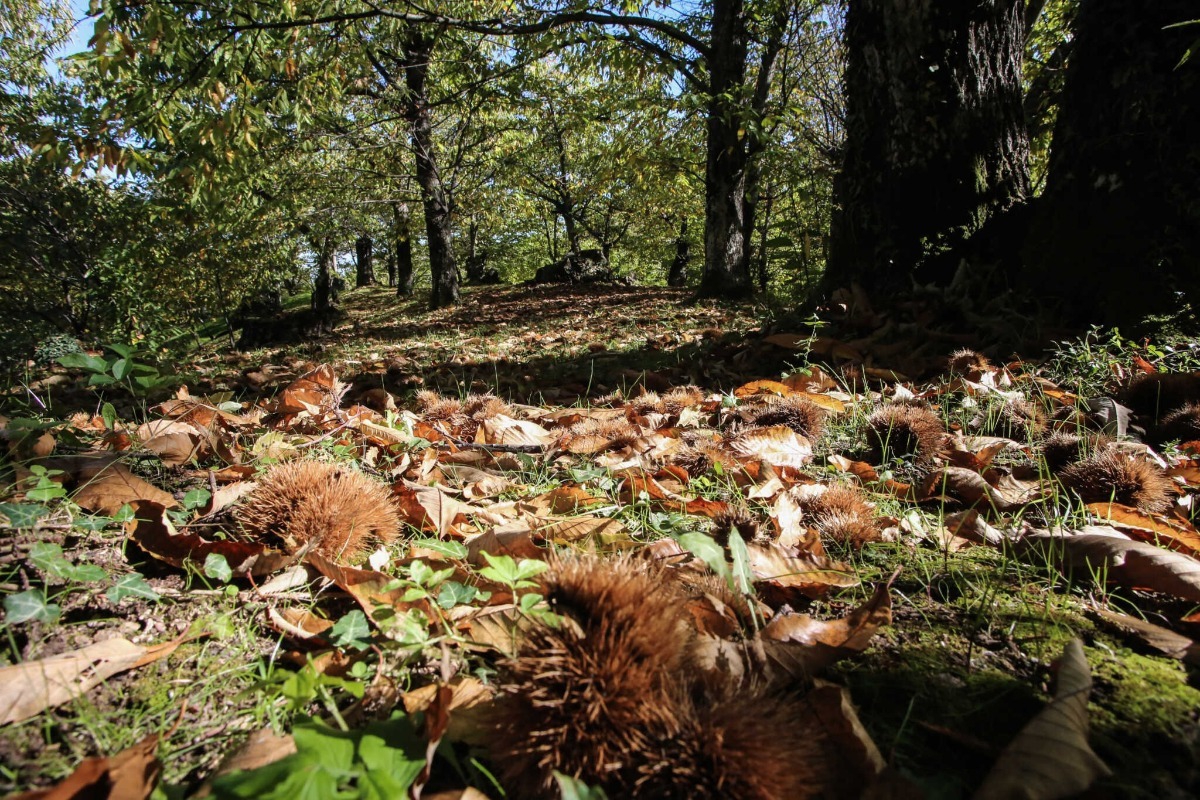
[1,284,1199,800]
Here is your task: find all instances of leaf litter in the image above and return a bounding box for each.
[2,285,1199,797]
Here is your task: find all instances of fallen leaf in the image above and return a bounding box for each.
[759,583,891,679]
[73,464,178,515]
[308,553,434,618]
[477,415,553,447]
[0,637,186,725]
[197,729,296,797]
[806,681,886,796]
[402,677,494,745]
[126,501,294,576]
[1014,529,1200,604]
[745,540,856,602]
[1087,607,1200,666]
[975,639,1111,799]
[1087,502,1200,557]
[728,426,814,469]
[8,735,160,800]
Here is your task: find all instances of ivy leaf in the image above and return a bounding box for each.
[66,564,109,584]
[0,503,48,528]
[29,542,71,579]
[436,581,478,609]
[204,553,232,582]
[329,610,372,651]
[4,589,61,624]
[107,573,161,603]
[183,488,212,511]
[407,538,467,559]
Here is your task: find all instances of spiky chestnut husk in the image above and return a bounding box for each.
[674,440,741,477]
[798,484,881,547]
[487,556,691,799]
[660,385,706,413]
[1058,451,1174,513]
[236,460,400,563]
[866,403,946,464]
[562,417,643,454]
[990,399,1048,441]
[1152,402,1200,445]
[710,506,761,546]
[633,693,829,800]
[1041,431,1112,471]
[946,348,993,376]
[1120,373,1200,421]
[737,395,828,440]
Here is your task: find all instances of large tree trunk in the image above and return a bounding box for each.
[828,0,1030,294]
[403,31,459,309]
[355,234,374,287]
[697,0,753,299]
[392,201,415,297]
[1025,0,1200,324]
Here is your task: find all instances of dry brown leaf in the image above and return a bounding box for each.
[466,524,546,565]
[1015,529,1200,604]
[267,607,333,643]
[477,415,553,447]
[398,482,475,538]
[1087,607,1200,666]
[728,425,814,469]
[782,366,840,394]
[806,680,886,796]
[920,466,1026,512]
[126,500,295,576]
[1086,502,1200,557]
[7,734,160,800]
[73,463,178,515]
[745,540,856,602]
[402,676,494,746]
[458,605,527,656]
[308,553,433,618]
[733,379,793,398]
[207,480,257,515]
[524,485,606,515]
[759,583,891,679]
[196,728,296,797]
[0,636,186,725]
[975,639,1110,799]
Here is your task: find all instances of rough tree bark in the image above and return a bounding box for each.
[698,0,753,299]
[355,234,374,287]
[392,201,415,297]
[403,30,459,309]
[1024,0,1200,324]
[828,0,1030,293]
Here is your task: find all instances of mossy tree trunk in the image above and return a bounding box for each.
[1024,0,1200,324]
[828,0,1030,294]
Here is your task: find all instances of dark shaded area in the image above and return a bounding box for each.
[529,249,622,285]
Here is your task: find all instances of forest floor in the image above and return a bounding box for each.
[2,283,1199,799]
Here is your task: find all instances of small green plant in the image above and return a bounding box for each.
[209,714,424,799]
[57,343,177,397]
